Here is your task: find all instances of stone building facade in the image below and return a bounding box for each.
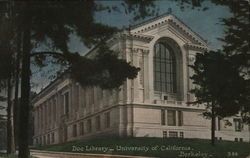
[32,14,250,146]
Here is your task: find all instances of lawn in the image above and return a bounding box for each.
[0,154,35,158]
[33,137,250,158]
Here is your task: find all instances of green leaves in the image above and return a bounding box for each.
[69,44,139,89]
[190,50,249,119]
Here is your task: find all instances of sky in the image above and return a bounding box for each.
[68,0,232,54]
[31,0,232,92]
[1,0,233,115]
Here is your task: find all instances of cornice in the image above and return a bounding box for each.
[130,14,208,47]
[32,75,71,105]
[168,18,207,47]
[184,43,208,51]
[132,48,150,54]
[120,32,154,43]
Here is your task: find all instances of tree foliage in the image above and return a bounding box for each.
[187,0,250,123]
[190,51,248,117]
[0,16,15,88]
[69,44,139,89]
[0,1,157,157]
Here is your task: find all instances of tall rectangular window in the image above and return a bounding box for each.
[178,111,183,126]
[47,134,50,145]
[43,136,46,145]
[218,117,221,131]
[51,133,55,143]
[153,42,177,93]
[87,119,92,133]
[72,124,77,137]
[64,92,69,115]
[234,119,243,132]
[161,109,166,125]
[167,110,176,126]
[79,122,84,135]
[105,112,110,128]
[96,116,101,131]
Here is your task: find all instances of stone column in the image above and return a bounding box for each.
[34,108,37,135]
[41,104,43,133]
[56,94,59,123]
[57,93,62,122]
[39,106,42,135]
[49,100,51,129]
[72,83,79,119]
[187,53,196,102]
[37,107,39,135]
[83,87,87,115]
[45,102,48,130]
[50,99,52,128]
[69,84,73,119]
[94,87,98,111]
[175,110,178,126]
[46,102,49,130]
[47,101,49,130]
[53,97,56,128]
[138,49,144,102]
[165,109,168,126]
[131,48,139,103]
[138,49,149,103]
[119,105,127,137]
[79,86,83,116]
[126,105,134,137]
[123,46,132,104]
[143,49,150,102]
[75,84,80,112]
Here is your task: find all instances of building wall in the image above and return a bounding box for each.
[32,15,250,146]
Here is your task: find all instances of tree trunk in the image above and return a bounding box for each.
[14,33,21,149]
[7,77,15,154]
[18,12,31,158]
[211,103,216,146]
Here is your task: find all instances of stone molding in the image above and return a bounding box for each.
[184,43,208,51]
[131,14,208,47]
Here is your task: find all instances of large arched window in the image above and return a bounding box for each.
[154,42,177,93]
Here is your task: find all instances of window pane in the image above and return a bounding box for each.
[161,63,166,72]
[154,42,177,93]
[162,83,166,92]
[160,73,166,81]
[155,82,161,91]
[155,72,161,82]
[155,61,160,71]
[168,110,176,126]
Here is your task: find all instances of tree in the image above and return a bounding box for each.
[1,0,247,157]
[0,117,7,150]
[1,1,155,158]
[190,50,248,145]
[0,13,17,154]
[177,0,250,122]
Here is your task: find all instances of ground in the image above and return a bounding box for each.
[33,137,250,158]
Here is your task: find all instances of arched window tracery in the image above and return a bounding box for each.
[154,41,177,93]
